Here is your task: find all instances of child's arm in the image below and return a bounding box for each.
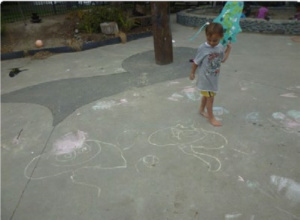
[222,43,232,63]
[189,62,198,80]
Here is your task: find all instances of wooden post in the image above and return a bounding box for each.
[151,2,173,65]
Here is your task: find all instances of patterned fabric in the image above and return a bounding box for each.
[213,1,244,46]
[190,2,244,46]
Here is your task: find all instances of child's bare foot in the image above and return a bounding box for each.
[209,117,222,127]
[200,111,209,118]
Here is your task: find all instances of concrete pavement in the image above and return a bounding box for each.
[1,15,300,220]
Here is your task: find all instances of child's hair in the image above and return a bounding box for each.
[205,23,224,37]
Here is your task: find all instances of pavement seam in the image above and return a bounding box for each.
[9,126,55,220]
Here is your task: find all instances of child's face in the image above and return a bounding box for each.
[206,34,222,47]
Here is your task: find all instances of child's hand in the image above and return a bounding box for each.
[190,73,195,80]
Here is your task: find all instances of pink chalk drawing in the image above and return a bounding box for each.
[24,131,128,198]
[52,130,87,155]
[270,110,300,135]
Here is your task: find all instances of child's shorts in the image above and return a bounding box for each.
[200,91,216,97]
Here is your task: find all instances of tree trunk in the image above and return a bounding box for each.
[151,2,173,65]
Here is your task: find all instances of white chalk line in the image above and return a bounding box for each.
[230,148,249,155]
[274,206,300,220]
[148,124,227,172]
[24,139,127,197]
[70,171,101,198]
[135,155,159,173]
[179,145,222,172]
[116,130,139,151]
[51,141,102,167]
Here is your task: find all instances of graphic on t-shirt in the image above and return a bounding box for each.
[206,53,222,76]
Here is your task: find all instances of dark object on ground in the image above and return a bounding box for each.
[31,13,41,23]
[9,68,28,77]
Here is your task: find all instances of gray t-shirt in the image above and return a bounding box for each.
[194,42,225,92]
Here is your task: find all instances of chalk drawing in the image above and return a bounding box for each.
[287,85,300,91]
[231,148,249,155]
[92,100,117,110]
[116,130,139,150]
[213,107,229,116]
[246,112,260,124]
[225,212,242,219]
[238,176,245,182]
[167,81,180,86]
[52,130,87,155]
[239,80,253,91]
[244,178,300,219]
[12,136,21,145]
[138,72,149,86]
[12,128,23,145]
[246,180,274,199]
[287,110,300,122]
[270,175,300,206]
[167,93,184,101]
[24,132,127,197]
[167,86,204,102]
[270,110,300,135]
[114,68,125,73]
[1,144,10,151]
[135,155,159,173]
[70,172,101,197]
[231,141,255,155]
[280,93,298,98]
[182,87,201,101]
[274,206,300,220]
[272,112,286,120]
[92,99,129,110]
[148,123,228,172]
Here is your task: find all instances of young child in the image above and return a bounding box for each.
[241,9,246,18]
[256,4,269,20]
[189,22,231,127]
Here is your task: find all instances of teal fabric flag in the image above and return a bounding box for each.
[213,1,244,46]
[190,2,244,46]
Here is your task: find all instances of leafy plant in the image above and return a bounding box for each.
[118,14,137,32]
[77,6,136,34]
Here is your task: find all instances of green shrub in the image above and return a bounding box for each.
[119,14,138,32]
[77,6,137,34]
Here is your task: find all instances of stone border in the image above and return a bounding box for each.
[1,31,152,61]
[177,7,300,35]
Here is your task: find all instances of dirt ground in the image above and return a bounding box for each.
[1,14,152,54]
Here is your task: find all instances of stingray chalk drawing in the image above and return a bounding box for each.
[190,1,244,46]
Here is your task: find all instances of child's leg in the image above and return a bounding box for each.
[206,96,222,126]
[199,96,208,118]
